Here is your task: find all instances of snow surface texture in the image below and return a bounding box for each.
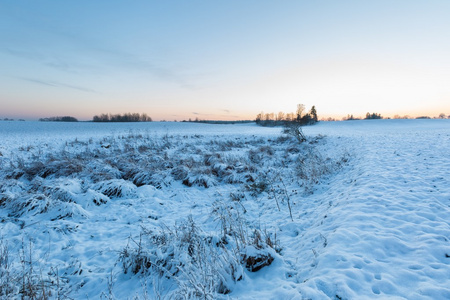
[0,120,449,299]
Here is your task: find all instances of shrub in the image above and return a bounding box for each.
[119,217,244,298]
[295,145,339,194]
[182,172,217,188]
[93,179,137,198]
[282,122,306,143]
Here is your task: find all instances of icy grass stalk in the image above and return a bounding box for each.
[0,236,73,299]
[0,238,14,297]
[119,211,281,298]
[279,177,294,221]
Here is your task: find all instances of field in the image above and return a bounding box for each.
[0,120,449,299]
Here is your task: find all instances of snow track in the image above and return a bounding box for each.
[292,120,450,299]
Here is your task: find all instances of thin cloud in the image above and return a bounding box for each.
[109,51,196,89]
[19,77,97,93]
[1,48,44,60]
[2,47,98,75]
[3,43,195,89]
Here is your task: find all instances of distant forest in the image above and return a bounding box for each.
[345,112,383,120]
[184,119,253,124]
[1,118,25,121]
[255,104,318,126]
[39,116,78,122]
[92,113,152,122]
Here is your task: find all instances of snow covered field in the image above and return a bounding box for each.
[0,119,449,299]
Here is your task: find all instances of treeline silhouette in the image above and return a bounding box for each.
[184,118,253,124]
[1,118,25,121]
[344,112,383,120]
[365,112,382,119]
[255,104,318,126]
[93,113,152,122]
[39,116,78,122]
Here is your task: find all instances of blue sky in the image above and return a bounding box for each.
[1,0,449,120]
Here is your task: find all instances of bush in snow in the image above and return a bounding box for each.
[119,216,244,298]
[182,172,217,188]
[171,165,190,181]
[86,161,122,183]
[282,121,307,143]
[22,157,84,179]
[93,179,137,198]
[1,177,94,219]
[247,146,274,165]
[8,193,52,218]
[212,201,280,271]
[119,207,280,297]
[295,145,337,194]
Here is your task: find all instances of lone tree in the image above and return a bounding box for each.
[296,104,305,122]
[310,106,318,122]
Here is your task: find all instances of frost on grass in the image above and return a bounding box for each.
[119,217,243,297]
[1,131,339,202]
[93,179,137,199]
[0,125,349,299]
[119,212,280,298]
[0,237,74,299]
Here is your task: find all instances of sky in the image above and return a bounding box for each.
[1,0,449,121]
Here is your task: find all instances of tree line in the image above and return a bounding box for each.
[344,112,382,120]
[365,112,382,119]
[39,116,78,122]
[256,104,318,126]
[92,113,152,122]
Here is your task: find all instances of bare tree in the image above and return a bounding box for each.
[277,112,285,122]
[296,104,305,122]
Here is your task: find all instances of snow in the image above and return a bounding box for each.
[0,119,449,299]
[0,121,280,156]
